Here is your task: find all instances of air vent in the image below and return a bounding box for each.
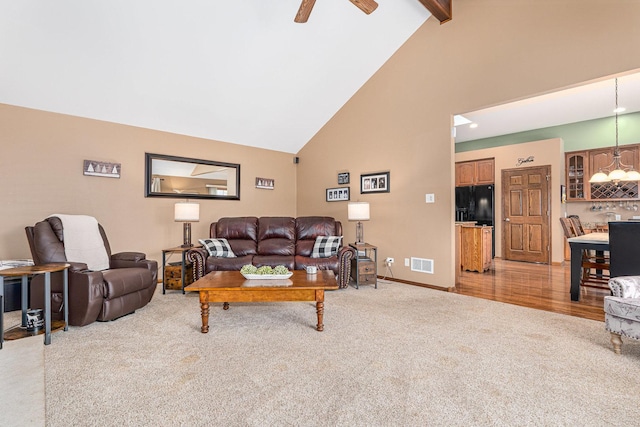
[411,257,434,274]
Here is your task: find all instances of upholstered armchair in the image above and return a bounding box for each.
[25,216,158,326]
[604,276,640,354]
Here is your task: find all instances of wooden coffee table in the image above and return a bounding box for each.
[184,270,339,332]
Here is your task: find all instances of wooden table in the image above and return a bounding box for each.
[185,270,339,332]
[0,263,70,349]
[567,232,609,302]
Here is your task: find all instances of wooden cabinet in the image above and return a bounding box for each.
[589,146,639,200]
[460,226,493,272]
[565,144,640,201]
[590,146,638,175]
[455,158,495,186]
[565,151,588,200]
[455,162,477,186]
[476,159,495,184]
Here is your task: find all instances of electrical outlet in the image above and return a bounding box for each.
[425,193,435,203]
[404,258,410,267]
[385,257,394,264]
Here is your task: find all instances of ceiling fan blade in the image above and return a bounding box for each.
[348,0,378,15]
[294,0,316,23]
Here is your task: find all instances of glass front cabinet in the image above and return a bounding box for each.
[566,151,587,201]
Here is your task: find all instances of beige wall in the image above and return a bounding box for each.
[455,139,565,264]
[0,104,296,263]
[297,0,640,287]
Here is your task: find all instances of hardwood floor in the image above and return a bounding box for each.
[454,258,607,322]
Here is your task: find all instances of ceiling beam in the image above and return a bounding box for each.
[348,0,378,15]
[417,0,452,24]
[294,0,316,23]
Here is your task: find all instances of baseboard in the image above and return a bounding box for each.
[377,276,456,292]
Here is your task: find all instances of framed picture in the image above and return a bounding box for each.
[84,160,121,179]
[256,177,274,190]
[338,172,350,185]
[361,171,390,194]
[326,187,350,202]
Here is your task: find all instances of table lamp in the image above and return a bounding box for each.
[348,202,370,244]
[174,202,200,247]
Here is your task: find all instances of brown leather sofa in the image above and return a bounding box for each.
[25,217,158,326]
[187,216,355,289]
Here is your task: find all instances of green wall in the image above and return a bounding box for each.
[455,111,640,153]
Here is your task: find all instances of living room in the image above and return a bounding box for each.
[3,2,639,291]
[2,1,640,425]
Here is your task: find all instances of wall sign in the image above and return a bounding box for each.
[84,160,121,178]
[516,156,534,166]
[256,177,274,189]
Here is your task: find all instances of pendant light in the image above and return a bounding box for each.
[589,78,640,184]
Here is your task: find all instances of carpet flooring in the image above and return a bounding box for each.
[3,280,640,426]
[0,331,45,426]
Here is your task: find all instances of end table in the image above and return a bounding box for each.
[349,243,377,289]
[162,245,199,294]
[0,263,70,349]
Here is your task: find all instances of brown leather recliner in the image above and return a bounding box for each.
[25,217,158,326]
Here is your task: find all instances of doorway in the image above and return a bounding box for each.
[501,165,551,264]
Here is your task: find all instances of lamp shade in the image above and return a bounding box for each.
[348,202,370,221]
[589,170,610,183]
[174,202,200,222]
[625,169,640,181]
[608,168,627,182]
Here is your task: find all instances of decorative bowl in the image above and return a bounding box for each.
[241,272,293,280]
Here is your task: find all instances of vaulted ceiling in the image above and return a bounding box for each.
[0,1,439,154]
[8,1,627,154]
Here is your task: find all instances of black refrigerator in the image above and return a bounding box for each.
[455,184,495,256]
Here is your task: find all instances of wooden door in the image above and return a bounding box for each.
[502,165,551,264]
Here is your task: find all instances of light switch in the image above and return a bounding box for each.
[425,193,435,203]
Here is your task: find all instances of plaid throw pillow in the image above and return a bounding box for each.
[199,238,236,258]
[311,236,342,258]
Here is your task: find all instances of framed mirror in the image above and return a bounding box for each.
[145,153,240,200]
